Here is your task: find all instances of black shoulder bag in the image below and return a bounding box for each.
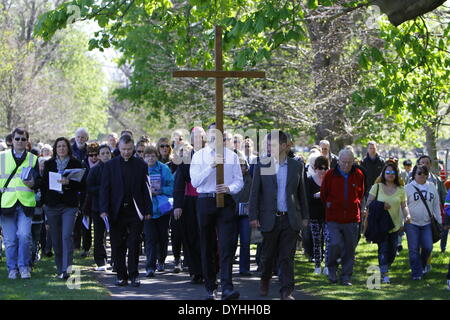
[412,185,442,243]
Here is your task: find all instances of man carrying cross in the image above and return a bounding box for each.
[189,123,243,300]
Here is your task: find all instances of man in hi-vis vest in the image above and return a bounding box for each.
[0,128,40,279]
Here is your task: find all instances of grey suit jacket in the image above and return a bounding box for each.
[249,157,309,232]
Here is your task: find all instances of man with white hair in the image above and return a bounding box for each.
[319,140,338,168]
[71,128,89,252]
[72,128,89,162]
[320,149,365,286]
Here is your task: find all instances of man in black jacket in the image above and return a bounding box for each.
[361,141,385,199]
[100,135,152,287]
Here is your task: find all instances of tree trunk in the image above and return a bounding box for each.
[374,0,446,26]
[424,123,439,174]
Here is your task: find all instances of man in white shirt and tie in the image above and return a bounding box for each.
[190,123,244,300]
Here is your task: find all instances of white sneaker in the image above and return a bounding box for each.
[382,275,390,284]
[423,264,432,274]
[8,270,18,280]
[173,263,181,273]
[95,265,108,271]
[336,258,342,264]
[20,269,31,279]
[322,267,329,275]
[313,267,322,274]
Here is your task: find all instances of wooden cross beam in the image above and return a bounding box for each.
[173,26,265,207]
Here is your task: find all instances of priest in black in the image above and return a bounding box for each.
[100,135,152,287]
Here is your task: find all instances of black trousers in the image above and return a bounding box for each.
[197,195,237,292]
[92,212,108,267]
[170,212,184,263]
[180,196,202,276]
[73,213,82,249]
[81,217,92,252]
[261,216,298,295]
[110,207,143,280]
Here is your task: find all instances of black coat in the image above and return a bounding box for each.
[41,157,84,208]
[99,156,152,223]
[86,161,104,213]
[173,162,192,210]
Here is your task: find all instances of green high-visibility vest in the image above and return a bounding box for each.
[0,150,37,208]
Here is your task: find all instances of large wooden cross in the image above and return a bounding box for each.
[173,26,265,207]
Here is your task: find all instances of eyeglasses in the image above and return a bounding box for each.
[385,170,396,175]
[160,144,170,148]
[88,154,98,157]
[317,167,329,171]
[417,172,428,176]
[14,137,27,142]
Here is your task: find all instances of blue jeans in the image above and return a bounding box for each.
[405,223,433,278]
[0,205,32,273]
[377,231,399,274]
[235,215,250,273]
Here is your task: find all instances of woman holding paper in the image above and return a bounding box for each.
[41,137,83,279]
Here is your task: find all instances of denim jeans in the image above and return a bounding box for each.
[405,223,433,278]
[377,231,399,274]
[0,205,32,273]
[235,215,250,273]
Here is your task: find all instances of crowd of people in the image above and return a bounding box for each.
[0,126,449,300]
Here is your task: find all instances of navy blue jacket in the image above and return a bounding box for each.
[364,200,395,243]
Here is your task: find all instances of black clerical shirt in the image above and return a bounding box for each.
[120,156,134,205]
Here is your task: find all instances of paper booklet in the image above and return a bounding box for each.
[149,174,162,192]
[62,168,86,182]
[238,202,249,216]
[49,172,62,192]
[20,167,33,181]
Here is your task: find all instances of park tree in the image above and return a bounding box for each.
[0,0,109,142]
[33,0,448,151]
[354,8,450,171]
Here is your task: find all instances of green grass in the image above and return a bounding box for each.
[295,237,450,300]
[0,251,111,300]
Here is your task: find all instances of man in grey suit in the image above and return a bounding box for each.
[249,130,309,300]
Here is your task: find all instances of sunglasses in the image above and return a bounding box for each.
[317,166,329,171]
[14,137,27,142]
[417,172,428,176]
[136,150,144,154]
[160,144,170,148]
[385,170,396,175]
[88,153,98,157]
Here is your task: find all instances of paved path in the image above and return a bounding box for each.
[91,245,317,300]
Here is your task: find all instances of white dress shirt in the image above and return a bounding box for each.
[190,145,244,195]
